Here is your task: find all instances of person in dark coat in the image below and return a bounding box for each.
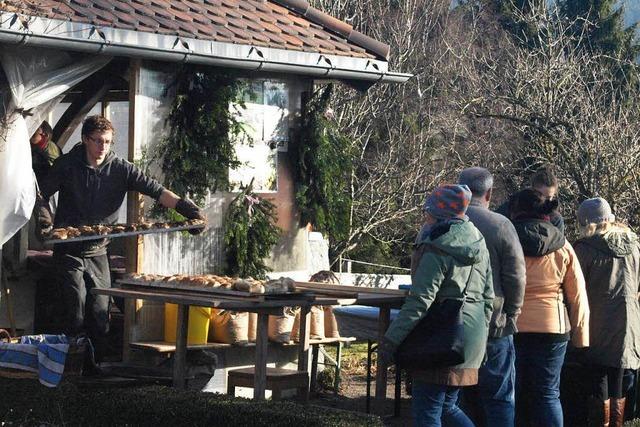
[574,197,640,427]
[37,115,205,362]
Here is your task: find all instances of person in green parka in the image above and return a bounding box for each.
[379,184,494,427]
[574,198,640,427]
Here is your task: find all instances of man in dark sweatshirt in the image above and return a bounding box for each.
[459,167,526,427]
[37,115,204,362]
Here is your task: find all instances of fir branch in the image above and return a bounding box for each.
[224,181,281,279]
[157,66,248,206]
[290,84,353,243]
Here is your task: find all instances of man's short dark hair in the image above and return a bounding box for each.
[529,165,558,188]
[81,115,114,138]
[458,167,494,198]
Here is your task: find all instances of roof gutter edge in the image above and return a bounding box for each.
[0,29,411,83]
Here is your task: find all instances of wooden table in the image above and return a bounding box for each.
[91,286,404,401]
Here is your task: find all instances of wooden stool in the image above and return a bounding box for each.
[309,337,356,394]
[227,367,309,401]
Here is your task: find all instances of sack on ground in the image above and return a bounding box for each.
[268,307,297,343]
[247,312,257,342]
[310,305,325,339]
[209,309,249,344]
[323,306,340,338]
[290,308,301,342]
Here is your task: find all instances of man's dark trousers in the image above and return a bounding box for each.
[55,252,111,361]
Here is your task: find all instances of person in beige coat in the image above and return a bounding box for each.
[510,188,590,427]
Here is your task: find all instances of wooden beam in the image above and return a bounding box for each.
[294,281,407,296]
[125,59,143,274]
[52,77,112,148]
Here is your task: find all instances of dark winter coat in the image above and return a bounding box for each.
[574,227,640,369]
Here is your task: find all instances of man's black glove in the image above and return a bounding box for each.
[175,198,206,235]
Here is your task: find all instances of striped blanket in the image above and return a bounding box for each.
[0,334,71,387]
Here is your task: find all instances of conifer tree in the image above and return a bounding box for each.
[561,0,639,61]
[490,0,547,47]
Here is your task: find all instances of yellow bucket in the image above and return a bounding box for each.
[164,304,211,345]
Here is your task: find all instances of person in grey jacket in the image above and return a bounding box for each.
[574,198,640,427]
[458,167,526,427]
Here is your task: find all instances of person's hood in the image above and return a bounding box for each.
[514,219,565,256]
[577,227,639,257]
[418,219,485,266]
[69,142,116,169]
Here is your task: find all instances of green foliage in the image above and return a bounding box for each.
[290,84,353,243]
[158,66,247,206]
[561,0,639,60]
[490,0,548,48]
[224,181,281,279]
[560,0,640,91]
[0,380,381,426]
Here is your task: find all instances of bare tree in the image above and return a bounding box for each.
[310,0,463,265]
[462,2,640,232]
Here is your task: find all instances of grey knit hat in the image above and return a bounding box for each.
[577,197,615,226]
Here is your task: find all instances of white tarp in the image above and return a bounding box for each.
[0,47,110,246]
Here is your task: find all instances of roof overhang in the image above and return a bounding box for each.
[0,12,412,84]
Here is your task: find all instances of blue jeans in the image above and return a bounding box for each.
[412,380,475,427]
[478,336,515,426]
[515,337,568,427]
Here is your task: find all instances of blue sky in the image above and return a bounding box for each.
[450,0,638,28]
[621,0,640,28]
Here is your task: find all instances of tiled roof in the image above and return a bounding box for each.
[0,0,389,60]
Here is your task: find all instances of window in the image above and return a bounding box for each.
[230,80,291,193]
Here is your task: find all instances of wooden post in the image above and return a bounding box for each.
[297,305,311,372]
[310,344,319,391]
[122,59,143,352]
[254,312,269,400]
[121,297,136,362]
[375,306,391,405]
[334,342,342,394]
[172,304,189,389]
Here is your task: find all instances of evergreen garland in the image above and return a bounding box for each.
[158,66,247,205]
[290,84,353,242]
[224,181,281,279]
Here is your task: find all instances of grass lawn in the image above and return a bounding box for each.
[0,378,382,426]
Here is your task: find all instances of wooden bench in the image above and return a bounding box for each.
[129,341,249,353]
[130,337,355,397]
[227,367,309,401]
